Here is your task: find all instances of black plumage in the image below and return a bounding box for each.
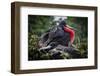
[39,21,70,50]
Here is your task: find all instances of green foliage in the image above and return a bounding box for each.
[28,15,54,36]
[67,17,88,58]
[28,15,88,60]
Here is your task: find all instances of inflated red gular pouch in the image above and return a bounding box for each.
[64,26,75,45]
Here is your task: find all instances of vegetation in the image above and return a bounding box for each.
[28,15,88,60]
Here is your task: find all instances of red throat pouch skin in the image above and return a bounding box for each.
[64,26,75,45]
